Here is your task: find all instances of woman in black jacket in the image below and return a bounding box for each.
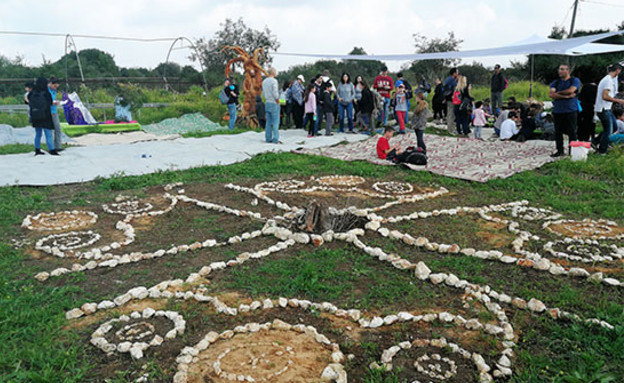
[358,80,374,133]
[28,77,59,155]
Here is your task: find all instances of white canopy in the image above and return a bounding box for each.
[273,31,624,61]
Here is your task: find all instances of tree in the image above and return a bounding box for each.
[192,17,280,87]
[408,32,463,81]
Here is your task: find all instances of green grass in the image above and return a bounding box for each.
[0,145,623,382]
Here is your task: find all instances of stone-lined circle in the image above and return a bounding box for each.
[102,200,154,215]
[175,319,345,383]
[372,181,414,195]
[544,219,624,240]
[90,309,185,360]
[22,210,98,231]
[414,353,458,380]
[35,230,101,255]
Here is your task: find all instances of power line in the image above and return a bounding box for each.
[0,30,179,42]
[581,0,624,8]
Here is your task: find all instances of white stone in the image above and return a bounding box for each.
[568,268,590,277]
[65,308,84,320]
[130,347,144,360]
[369,317,384,328]
[527,298,546,312]
[603,278,621,286]
[142,308,156,318]
[81,303,97,315]
[321,366,339,380]
[429,273,448,284]
[414,262,431,280]
[534,258,551,270]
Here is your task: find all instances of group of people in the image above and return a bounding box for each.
[223,61,624,157]
[25,77,64,156]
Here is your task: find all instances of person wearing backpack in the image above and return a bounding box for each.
[28,77,59,155]
[443,68,459,134]
[490,64,506,115]
[548,64,582,157]
[453,76,472,136]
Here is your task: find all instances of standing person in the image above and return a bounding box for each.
[321,82,335,136]
[593,64,624,154]
[472,101,490,140]
[24,81,34,123]
[490,64,505,115]
[577,82,598,142]
[303,84,317,137]
[373,66,394,126]
[47,77,63,151]
[393,83,408,134]
[28,77,58,155]
[410,90,430,152]
[255,95,266,130]
[337,72,355,133]
[443,68,459,134]
[353,75,363,127]
[291,75,305,130]
[431,78,446,121]
[280,80,292,128]
[313,75,324,134]
[548,64,582,157]
[262,68,281,144]
[454,76,472,136]
[415,75,431,98]
[223,78,239,130]
[358,79,374,134]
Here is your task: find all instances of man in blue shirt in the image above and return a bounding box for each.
[47,77,63,151]
[548,64,581,157]
[443,68,459,134]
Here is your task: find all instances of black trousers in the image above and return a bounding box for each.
[553,112,577,153]
[292,102,304,130]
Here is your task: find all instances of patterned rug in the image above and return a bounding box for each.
[293,133,558,183]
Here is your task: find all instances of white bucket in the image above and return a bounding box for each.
[570,145,589,162]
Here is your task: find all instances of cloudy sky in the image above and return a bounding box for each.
[1,0,622,74]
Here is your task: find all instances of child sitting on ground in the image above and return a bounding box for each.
[377,126,406,161]
[610,108,624,145]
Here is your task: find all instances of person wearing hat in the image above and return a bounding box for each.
[291,74,305,130]
[393,82,408,134]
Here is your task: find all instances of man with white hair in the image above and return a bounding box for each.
[262,67,281,144]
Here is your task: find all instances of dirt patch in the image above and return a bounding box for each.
[187,329,333,383]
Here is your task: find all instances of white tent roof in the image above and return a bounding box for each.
[273,31,624,61]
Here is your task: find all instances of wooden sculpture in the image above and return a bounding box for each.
[222,46,269,128]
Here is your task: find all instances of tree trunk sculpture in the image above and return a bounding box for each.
[222,46,268,128]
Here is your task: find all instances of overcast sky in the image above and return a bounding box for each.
[1,0,623,75]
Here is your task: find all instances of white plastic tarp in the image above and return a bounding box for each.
[273,31,624,61]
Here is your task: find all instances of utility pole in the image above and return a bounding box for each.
[569,0,580,38]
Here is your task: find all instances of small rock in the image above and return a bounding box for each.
[65,308,84,320]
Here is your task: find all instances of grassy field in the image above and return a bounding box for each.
[0,142,623,382]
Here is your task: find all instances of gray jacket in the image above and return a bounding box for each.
[337,83,355,105]
[262,77,279,104]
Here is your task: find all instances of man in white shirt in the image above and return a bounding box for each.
[262,67,281,144]
[593,64,624,154]
[500,111,520,141]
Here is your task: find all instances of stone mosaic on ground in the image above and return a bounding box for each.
[17,175,624,382]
